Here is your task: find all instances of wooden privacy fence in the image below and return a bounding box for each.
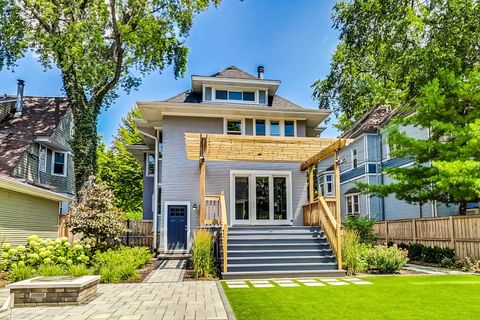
[374,215,480,259]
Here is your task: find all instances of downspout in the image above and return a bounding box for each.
[138,129,159,253]
[378,133,385,221]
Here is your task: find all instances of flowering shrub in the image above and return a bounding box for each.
[0,235,91,272]
[365,245,409,274]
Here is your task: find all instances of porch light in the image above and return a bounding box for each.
[192,203,198,211]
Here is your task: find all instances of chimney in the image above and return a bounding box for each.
[14,79,25,117]
[257,65,264,79]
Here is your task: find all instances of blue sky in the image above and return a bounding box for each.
[0,0,340,145]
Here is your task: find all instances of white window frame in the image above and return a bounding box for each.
[51,151,67,177]
[224,118,245,135]
[146,152,156,177]
[39,145,47,173]
[318,172,334,196]
[69,120,74,139]
[345,194,360,216]
[253,119,297,137]
[351,147,358,169]
[229,170,293,226]
[208,86,269,105]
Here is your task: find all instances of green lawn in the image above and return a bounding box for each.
[222,275,480,320]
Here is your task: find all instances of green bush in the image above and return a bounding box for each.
[37,264,66,277]
[341,229,368,275]
[192,229,215,278]
[92,246,152,283]
[398,243,455,264]
[454,257,480,273]
[67,264,92,277]
[344,216,377,244]
[0,235,91,272]
[365,245,408,274]
[8,265,36,282]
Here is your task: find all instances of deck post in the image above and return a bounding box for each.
[199,159,205,227]
[308,166,315,204]
[333,150,342,270]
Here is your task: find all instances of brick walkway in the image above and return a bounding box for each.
[1,260,229,320]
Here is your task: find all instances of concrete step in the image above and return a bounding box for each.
[228,237,328,245]
[222,269,346,280]
[228,249,333,257]
[227,242,331,251]
[229,229,323,236]
[228,262,338,272]
[227,256,337,265]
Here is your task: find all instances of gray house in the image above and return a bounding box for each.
[317,105,460,222]
[0,80,74,245]
[129,66,348,278]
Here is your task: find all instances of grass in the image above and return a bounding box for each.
[222,275,480,320]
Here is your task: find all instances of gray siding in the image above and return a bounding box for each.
[161,116,308,248]
[297,120,306,137]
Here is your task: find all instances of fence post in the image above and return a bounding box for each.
[385,220,389,243]
[449,216,455,249]
[412,219,416,243]
[126,219,130,246]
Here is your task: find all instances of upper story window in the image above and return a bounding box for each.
[270,120,280,136]
[39,145,47,173]
[52,151,67,176]
[351,147,358,168]
[214,89,257,102]
[225,119,243,135]
[259,90,267,104]
[204,87,268,105]
[284,121,295,137]
[255,120,266,136]
[146,153,155,176]
[254,119,296,137]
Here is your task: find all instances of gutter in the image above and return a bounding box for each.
[0,175,72,202]
[137,129,160,252]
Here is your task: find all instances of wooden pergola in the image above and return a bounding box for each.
[184,132,351,271]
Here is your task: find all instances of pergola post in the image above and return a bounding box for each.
[308,166,315,204]
[199,134,207,227]
[333,150,342,270]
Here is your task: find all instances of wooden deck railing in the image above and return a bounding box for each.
[203,191,228,273]
[303,196,342,270]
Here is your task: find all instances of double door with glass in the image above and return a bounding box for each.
[233,173,291,225]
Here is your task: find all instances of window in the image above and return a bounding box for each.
[351,148,358,168]
[204,87,212,101]
[146,153,155,176]
[255,120,266,136]
[259,90,267,104]
[346,194,360,216]
[69,121,74,138]
[39,145,47,173]
[319,174,334,196]
[226,119,243,135]
[270,120,280,136]
[52,151,67,176]
[284,121,295,137]
[235,176,249,220]
[228,91,242,100]
[243,91,255,101]
[215,90,228,100]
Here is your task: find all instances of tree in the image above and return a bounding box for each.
[0,0,219,192]
[359,70,480,214]
[97,107,144,219]
[67,176,126,245]
[314,0,480,131]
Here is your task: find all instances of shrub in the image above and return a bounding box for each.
[341,229,368,275]
[8,265,36,282]
[365,245,408,274]
[192,229,215,278]
[344,216,377,244]
[455,257,480,273]
[37,264,66,277]
[398,243,455,264]
[67,264,92,277]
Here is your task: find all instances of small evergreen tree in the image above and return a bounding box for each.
[67,176,126,246]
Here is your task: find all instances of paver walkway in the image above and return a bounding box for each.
[1,259,229,320]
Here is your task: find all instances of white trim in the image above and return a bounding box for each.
[192,75,280,86]
[0,175,72,202]
[163,201,191,252]
[38,145,47,173]
[345,193,360,216]
[223,118,245,135]
[252,118,297,137]
[212,86,263,105]
[351,147,358,169]
[229,170,293,226]
[145,152,155,177]
[51,151,67,177]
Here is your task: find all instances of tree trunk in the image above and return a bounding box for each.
[459,202,467,215]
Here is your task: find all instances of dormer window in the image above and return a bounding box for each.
[205,87,268,104]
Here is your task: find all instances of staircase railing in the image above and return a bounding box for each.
[303,196,342,270]
[203,191,228,273]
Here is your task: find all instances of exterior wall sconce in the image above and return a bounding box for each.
[192,203,198,211]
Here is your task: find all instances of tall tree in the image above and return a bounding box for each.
[359,70,480,214]
[314,0,480,131]
[0,0,219,191]
[97,107,144,219]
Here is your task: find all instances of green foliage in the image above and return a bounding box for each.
[0,0,220,191]
[314,0,480,131]
[67,264,92,277]
[37,264,67,277]
[398,243,455,264]
[344,216,377,244]
[67,177,127,245]
[454,257,480,273]
[359,70,480,210]
[7,265,36,282]
[192,229,215,278]
[0,236,91,272]
[364,245,408,274]
[92,247,152,283]
[341,229,368,275]
[97,107,144,219]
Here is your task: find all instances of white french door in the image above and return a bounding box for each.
[230,171,292,225]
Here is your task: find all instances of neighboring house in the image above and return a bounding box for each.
[128,66,348,278]
[0,80,74,245]
[317,105,461,222]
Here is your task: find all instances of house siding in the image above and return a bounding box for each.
[0,187,59,246]
[161,116,308,249]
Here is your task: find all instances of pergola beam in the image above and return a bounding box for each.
[300,139,349,171]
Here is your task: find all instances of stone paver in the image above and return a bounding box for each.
[297,279,325,287]
[224,277,374,289]
[272,280,299,287]
[249,280,274,288]
[4,260,228,320]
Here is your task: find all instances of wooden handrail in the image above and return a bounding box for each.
[219,191,228,273]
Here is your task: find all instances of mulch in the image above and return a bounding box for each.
[127,258,162,283]
[183,258,218,281]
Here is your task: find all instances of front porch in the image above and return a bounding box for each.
[184,133,351,277]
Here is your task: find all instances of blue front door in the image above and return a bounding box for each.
[167,205,187,250]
